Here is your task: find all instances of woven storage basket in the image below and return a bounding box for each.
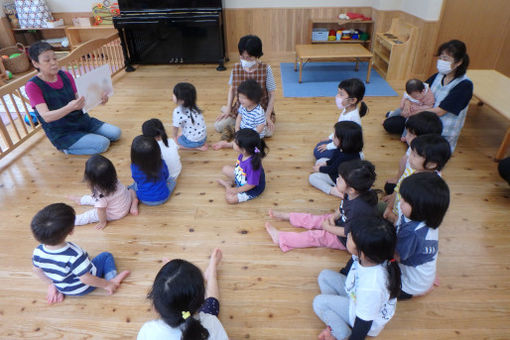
[0,43,30,74]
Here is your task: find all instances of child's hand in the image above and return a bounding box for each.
[95,221,107,230]
[321,219,333,232]
[226,187,237,196]
[100,92,109,105]
[47,284,64,304]
[327,214,337,226]
[313,163,326,172]
[383,206,397,224]
[316,143,329,152]
[104,280,120,295]
[217,106,231,121]
[381,195,392,204]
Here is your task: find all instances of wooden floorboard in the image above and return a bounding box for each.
[0,61,509,339]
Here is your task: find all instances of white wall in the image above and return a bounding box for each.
[0,0,5,17]
[399,0,443,21]
[2,0,443,20]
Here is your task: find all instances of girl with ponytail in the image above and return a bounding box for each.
[266,159,378,252]
[313,216,401,340]
[217,128,268,204]
[137,248,228,340]
[142,118,182,180]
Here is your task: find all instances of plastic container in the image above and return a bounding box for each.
[45,19,64,28]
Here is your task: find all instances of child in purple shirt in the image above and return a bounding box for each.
[217,129,268,203]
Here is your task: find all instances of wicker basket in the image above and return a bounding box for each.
[0,43,30,74]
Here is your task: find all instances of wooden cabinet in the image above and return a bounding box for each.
[66,26,116,48]
[309,19,374,49]
[372,18,418,81]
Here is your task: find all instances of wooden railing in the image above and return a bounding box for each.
[0,32,124,160]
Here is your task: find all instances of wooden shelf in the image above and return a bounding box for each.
[312,40,370,44]
[66,25,114,30]
[12,26,67,31]
[309,18,374,50]
[371,18,418,81]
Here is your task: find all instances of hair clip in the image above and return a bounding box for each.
[181,311,191,320]
[254,147,260,153]
[389,258,396,263]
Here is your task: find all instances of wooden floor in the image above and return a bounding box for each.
[1,61,509,339]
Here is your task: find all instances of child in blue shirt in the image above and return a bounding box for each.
[129,135,176,207]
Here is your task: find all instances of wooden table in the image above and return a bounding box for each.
[468,70,510,160]
[294,44,373,83]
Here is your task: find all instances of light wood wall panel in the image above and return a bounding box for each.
[223,7,373,58]
[224,7,440,81]
[434,0,510,75]
[0,17,15,48]
[496,23,510,77]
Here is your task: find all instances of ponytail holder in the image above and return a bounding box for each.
[254,147,260,154]
[181,311,191,320]
[389,258,396,263]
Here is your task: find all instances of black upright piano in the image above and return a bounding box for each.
[113,0,226,70]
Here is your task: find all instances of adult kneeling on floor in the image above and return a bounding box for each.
[26,41,121,155]
[383,40,473,152]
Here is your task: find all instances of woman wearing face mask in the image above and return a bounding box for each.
[383,40,473,152]
[214,35,276,137]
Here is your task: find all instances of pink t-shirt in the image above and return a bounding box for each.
[94,181,132,221]
[26,71,78,108]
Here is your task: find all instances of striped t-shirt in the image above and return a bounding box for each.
[239,104,266,137]
[32,242,96,295]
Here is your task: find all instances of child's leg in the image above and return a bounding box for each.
[313,293,351,340]
[212,140,233,150]
[317,269,348,296]
[79,195,96,206]
[167,178,177,196]
[288,212,332,229]
[91,252,117,280]
[268,208,290,221]
[200,248,222,316]
[221,165,235,180]
[278,229,345,252]
[309,172,336,195]
[75,208,99,226]
[129,188,138,215]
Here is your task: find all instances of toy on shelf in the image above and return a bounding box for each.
[92,1,120,25]
[338,12,372,21]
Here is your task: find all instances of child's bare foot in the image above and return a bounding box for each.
[111,270,130,285]
[329,187,343,198]
[204,248,222,282]
[265,222,280,245]
[197,144,209,151]
[129,189,139,215]
[212,140,230,150]
[217,179,231,189]
[318,327,335,340]
[268,209,290,221]
[67,195,82,205]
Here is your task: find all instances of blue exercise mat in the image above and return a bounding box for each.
[280,62,398,97]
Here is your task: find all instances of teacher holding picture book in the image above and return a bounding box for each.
[26,41,120,155]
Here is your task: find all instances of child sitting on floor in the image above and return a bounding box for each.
[396,172,450,300]
[314,78,368,160]
[385,111,443,194]
[383,134,451,224]
[313,216,400,340]
[172,82,208,151]
[266,159,377,252]
[129,135,176,207]
[213,79,266,150]
[214,34,276,137]
[137,248,228,340]
[309,121,363,197]
[142,118,182,181]
[31,203,130,304]
[217,129,268,204]
[69,154,135,229]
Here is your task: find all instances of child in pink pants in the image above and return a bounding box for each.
[265,159,378,252]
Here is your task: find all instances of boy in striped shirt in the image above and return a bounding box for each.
[31,203,130,304]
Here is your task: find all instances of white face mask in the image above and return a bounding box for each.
[437,60,452,75]
[241,59,256,69]
[336,96,346,110]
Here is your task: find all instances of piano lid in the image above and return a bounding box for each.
[118,0,222,13]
